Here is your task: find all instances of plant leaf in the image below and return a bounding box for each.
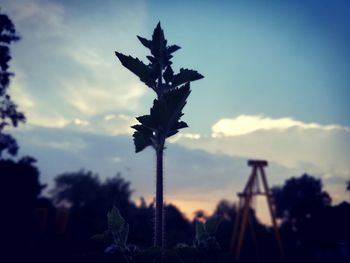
[162,83,191,136]
[132,130,153,153]
[172,68,204,87]
[163,66,174,83]
[115,52,152,86]
[204,215,223,235]
[131,84,190,152]
[119,223,129,246]
[167,45,181,54]
[195,221,209,242]
[173,121,188,130]
[151,22,166,58]
[107,206,125,233]
[137,35,153,50]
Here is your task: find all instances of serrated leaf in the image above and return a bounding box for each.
[115,52,151,85]
[146,55,156,63]
[137,35,152,49]
[195,221,209,242]
[151,22,166,58]
[167,45,181,54]
[167,130,179,137]
[204,215,223,235]
[133,130,153,153]
[174,121,188,130]
[131,77,191,153]
[172,68,204,87]
[163,66,174,83]
[107,206,124,233]
[136,115,155,128]
[120,223,129,246]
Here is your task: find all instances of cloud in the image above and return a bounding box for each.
[51,113,137,137]
[99,113,137,135]
[73,118,89,127]
[2,0,66,38]
[168,133,201,143]
[8,70,36,110]
[175,115,350,186]
[63,79,146,115]
[2,0,149,131]
[212,115,350,137]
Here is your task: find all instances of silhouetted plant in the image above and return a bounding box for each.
[0,9,25,157]
[175,215,230,263]
[115,22,203,247]
[95,207,227,263]
[93,206,140,263]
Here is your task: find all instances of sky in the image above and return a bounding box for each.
[2,0,350,223]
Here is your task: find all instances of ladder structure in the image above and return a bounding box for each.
[230,160,285,262]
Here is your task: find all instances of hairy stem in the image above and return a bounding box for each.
[154,145,164,247]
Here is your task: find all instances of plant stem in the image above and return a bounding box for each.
[154,145,164,247]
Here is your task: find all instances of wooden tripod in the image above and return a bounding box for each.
[230,160,285,262]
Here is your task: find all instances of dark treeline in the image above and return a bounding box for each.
[1,159,350,263]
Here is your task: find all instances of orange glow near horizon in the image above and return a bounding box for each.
[135,195,273,226]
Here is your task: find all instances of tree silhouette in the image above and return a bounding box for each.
[51,170,101,208]
[347,180,350,192]
[272,174,331,226]
[0,9,25,157]
[115,22,203,247]
[0,156,44,260]
[0,156,43,210]
[51,170,135,251]
[213,199,237,221]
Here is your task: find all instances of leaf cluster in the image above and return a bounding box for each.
[115,22,203,153]
[92,206,130,249]
[115,23,203,98]
[195,215,223,242]
[132,83,190,152]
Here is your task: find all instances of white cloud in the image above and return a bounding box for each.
[8,71,36,110]
[27,114,71,128]
[7,69,72,129]
[62,43,147,116]
[2,0,66,38]
[3,0,149,133]
[64,79,146,115]
[175,115,350,183]
[101,113,137,135]
[73,118,89,127]
[169,133,201,143]
[212,115,350,137]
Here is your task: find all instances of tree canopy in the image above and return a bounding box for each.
[0,9,25,157]
[51,170,133,213]
[272,173,331,225]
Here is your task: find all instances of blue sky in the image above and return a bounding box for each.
[2,0,350,221]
